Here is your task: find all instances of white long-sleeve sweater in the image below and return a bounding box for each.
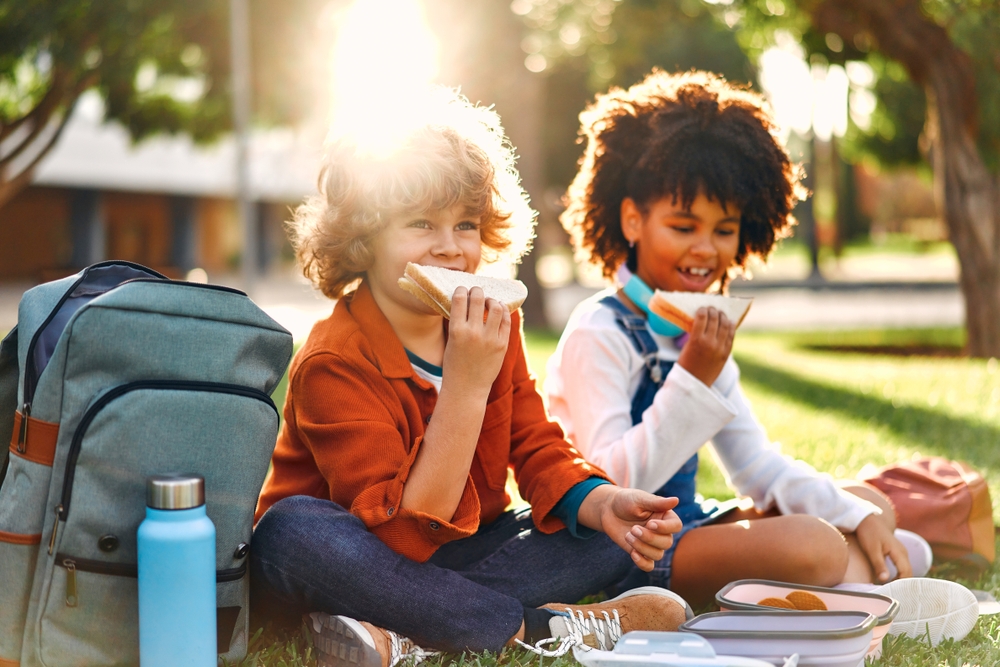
[544,291,877,532]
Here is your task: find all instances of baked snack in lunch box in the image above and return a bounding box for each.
[758,590,828,611]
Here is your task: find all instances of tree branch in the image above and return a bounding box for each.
[812,0,977,134]
[0,101,76,211]
[0,68,69,144]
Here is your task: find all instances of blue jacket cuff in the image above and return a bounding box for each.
[550,477,611,539]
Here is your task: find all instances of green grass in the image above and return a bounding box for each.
[251,327,1000,667]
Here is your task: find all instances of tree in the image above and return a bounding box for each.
[0,0,332,210]
[718,0,1000,357]
[527,0,1000,356]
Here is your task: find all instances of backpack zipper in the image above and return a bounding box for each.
[55,380,276,525]
[47,504,63,555]
[55,555,247,607]
[63,559,77,607]
[123,277,247,296]
[18,261,167,448]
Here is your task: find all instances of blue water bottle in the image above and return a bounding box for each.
[137,474,217,667]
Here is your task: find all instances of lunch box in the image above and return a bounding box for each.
[680,611,877,667]
[715,579,898,658]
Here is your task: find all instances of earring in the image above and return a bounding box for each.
[628,240,635,249]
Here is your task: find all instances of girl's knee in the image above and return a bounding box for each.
[783,515,849,587]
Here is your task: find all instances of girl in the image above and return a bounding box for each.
[545,70,925,607]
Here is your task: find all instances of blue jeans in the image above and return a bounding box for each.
[250,496,635,653]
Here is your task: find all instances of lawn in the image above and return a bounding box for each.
[246,326,1000,667]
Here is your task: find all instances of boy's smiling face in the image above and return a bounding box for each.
[621,193,741,293]
[368,203,483,316]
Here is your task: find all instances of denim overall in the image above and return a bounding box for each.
[601,296,716,588]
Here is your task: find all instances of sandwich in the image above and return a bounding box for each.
[648,290,753,332]
[397,263,528,318]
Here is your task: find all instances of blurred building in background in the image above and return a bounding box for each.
[0,91,319,282]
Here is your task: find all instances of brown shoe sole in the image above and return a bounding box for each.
[312,614,383,667]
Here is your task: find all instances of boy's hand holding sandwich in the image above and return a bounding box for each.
[442,286,511,400]
[400,264,683,571]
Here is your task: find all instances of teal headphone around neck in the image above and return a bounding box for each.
[620,272,685,337]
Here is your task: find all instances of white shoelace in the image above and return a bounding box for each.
[515,607,623,657]
[386,629,440,667]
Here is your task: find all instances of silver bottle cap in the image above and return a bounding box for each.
[147,474,205,510]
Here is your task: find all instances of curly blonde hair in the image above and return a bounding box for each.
[289,88,536,299]
[563,70,805,285]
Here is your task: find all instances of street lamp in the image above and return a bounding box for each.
[230,0,256,294]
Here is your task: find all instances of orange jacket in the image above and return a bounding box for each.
[255,282,610,562]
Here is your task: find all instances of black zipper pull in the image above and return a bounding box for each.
[64,559,78,607]
[17,402,30,452]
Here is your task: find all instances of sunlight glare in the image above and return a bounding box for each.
[759,32,849,141]
[329,0,439,154]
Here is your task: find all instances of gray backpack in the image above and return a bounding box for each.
[0,261,293,667]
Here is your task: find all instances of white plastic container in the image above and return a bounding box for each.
[572,631,787,667]
[679,611,876,667]
[715,580,898,659]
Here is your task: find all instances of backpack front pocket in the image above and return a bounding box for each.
[37,381,276,667]
[40,558,139,666]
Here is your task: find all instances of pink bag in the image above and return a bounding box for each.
[862,457,995,571]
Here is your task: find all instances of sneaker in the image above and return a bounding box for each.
[873,578,979,646]
[308,613,438,667]
[519,586,692,656]
[886,529,934,579]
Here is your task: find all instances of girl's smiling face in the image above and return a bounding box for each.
[621,193,741,293]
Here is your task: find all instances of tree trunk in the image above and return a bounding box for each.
[814,0,1000,356]
[925,84,1000,356]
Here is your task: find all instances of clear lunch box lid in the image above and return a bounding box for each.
[680,611,877,640]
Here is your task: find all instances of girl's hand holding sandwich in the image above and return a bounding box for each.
[577,485,683,571]
[677,307,735,387]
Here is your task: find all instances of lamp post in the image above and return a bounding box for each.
[230,0,256,293]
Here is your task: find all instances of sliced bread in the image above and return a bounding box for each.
[397,263,528,318]
[648,290,753,331]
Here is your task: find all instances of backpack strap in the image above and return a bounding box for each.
[0,326,18,489]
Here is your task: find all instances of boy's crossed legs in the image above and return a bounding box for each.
[250,496,689,661]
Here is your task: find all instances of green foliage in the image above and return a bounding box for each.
[527,0,755,190]
[589,0,756,91]
[0,0,334,145]
[839,55,927,171]
[948,3,1000,171]
[709,0,1000,173]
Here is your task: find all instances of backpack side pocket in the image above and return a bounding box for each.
[0,454,53,666]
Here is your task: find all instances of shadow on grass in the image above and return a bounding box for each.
[734,355,1000,475]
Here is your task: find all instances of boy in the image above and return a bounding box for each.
[250,89,690,667]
